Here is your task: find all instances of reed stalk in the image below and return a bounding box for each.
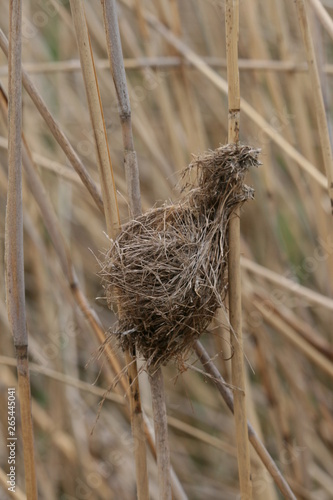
[136,7,327,189]
[101,0,141,220]
[69,2,150,497]
[225,1,252,498]
[69,0,119,237]
[148,367,171,499]
[2,57,333,75]
[102,2,172,498]
[1,1,332,497]
[241,257,333,311]
[252,298,333,379]
[0,29,104,214]
[308,0,333,41]
[294,0,333,211]
[101,6,183,497]
[5,1,37,498]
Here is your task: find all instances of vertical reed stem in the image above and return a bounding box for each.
[6,1,38,498]
[124,350,149,500]
[149,367,171,500]
[102,0,141,218]
[101,2,149,498]
[69,0,119,237]
[102,1,173,493]
[225,1,252,498]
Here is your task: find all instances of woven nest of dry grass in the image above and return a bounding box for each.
[101,144,260,369]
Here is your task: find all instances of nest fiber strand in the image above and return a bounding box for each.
[101,144,260,369]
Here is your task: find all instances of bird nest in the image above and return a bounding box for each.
[100,144,260,369]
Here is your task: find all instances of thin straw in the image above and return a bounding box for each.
[101,2,150,498]
[5,1,37,498]
[225,1,252,497]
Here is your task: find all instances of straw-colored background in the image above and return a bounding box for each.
[1,0,333,498]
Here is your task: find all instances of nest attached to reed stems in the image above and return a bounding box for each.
[101,144,260,369]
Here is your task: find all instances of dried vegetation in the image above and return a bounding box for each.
[0,0,333,499]
[102,145,260,368]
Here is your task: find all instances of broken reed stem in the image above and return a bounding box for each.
[294,0,333,212]
[101,2,150,498]
[194,341,297,500]
[5,2,37,498]
[225,1,252,498]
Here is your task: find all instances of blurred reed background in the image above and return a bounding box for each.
[0,0,333,499]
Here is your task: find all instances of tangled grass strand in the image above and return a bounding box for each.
[100,144,261,369]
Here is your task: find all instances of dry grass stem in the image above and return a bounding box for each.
[100,2,150,497]
[102,0,141,218]
[241,257,333,311]
[2,57,333,76]
[0,355,124,404]
[225,1,252,497]
[308,0,333,41]
[69,0,120,237]
[138,7,328,189]
[124,350,150,500]
[0,134,90,185]
[0,84,128,398]
[1,1,332,497]
[5,2,37,498]
[149,366,171,499]
[253,298,333,379]
[0,29,105,214]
